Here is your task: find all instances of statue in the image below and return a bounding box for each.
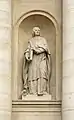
[22,27,51,97]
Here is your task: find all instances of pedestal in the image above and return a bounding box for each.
[22,94,51,101]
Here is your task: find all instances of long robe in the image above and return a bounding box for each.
[23,36,51,95]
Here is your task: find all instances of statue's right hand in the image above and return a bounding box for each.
[25,50,33,61]
[25,55,30,61]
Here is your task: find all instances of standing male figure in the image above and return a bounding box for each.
[23,27,51,96]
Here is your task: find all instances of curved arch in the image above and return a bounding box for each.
[15,10,59,33]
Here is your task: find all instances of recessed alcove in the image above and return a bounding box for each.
[18,15,56,99]
[12,12,61,101]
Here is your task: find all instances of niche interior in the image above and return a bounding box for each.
[12,14,61,100]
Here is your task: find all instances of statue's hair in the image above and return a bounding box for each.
[32,27,40,37]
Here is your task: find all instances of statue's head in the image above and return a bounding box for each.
[32,27,40,37]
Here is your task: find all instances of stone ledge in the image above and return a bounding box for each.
[12,100,61,112]
[12,100,61,105]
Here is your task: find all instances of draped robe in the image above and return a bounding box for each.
[23,36,51,95]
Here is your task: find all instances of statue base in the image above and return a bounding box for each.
[22,94,51,100]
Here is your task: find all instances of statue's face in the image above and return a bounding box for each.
[33,27,40,36]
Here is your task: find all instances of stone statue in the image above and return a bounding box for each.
[22,27,51,97]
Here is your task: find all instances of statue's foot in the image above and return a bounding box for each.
[37,93,43,96]
[37,92,49,96]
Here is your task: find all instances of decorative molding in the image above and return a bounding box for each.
[12,100,61,112]
[15,10,59,33]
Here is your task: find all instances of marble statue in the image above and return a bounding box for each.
[22,27,51,96]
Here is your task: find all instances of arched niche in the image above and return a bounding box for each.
[12,11,61,100]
